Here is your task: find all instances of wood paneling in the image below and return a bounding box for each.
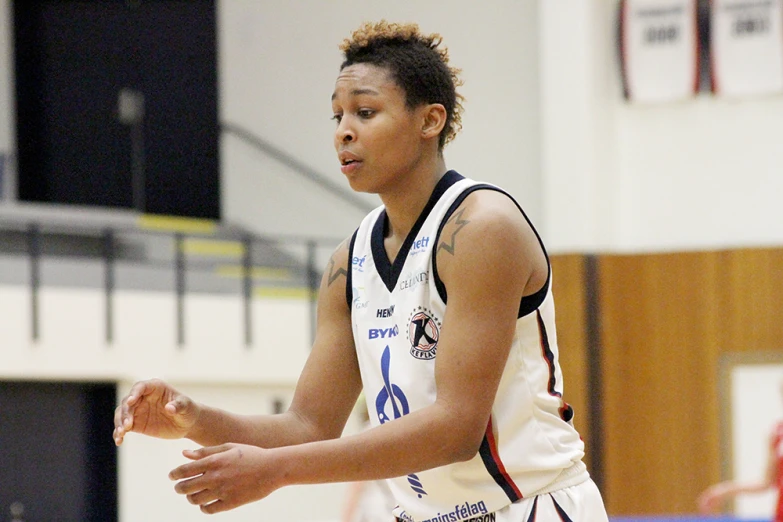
[549,248,783,515]
[716,248,783,354]
[597,248,783,515]
[550,255,592,469]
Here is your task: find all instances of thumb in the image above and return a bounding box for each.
[164,396,190,416]
[183,444,231,460]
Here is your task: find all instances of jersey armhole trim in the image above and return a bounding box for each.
[432,185,551,317]
[346,229,359,309]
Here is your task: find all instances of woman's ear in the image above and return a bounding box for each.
[421,103,447,141]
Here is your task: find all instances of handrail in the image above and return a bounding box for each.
[0,220,329,347]
[220,121,374,214]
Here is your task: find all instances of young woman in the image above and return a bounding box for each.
[113,21,608,521]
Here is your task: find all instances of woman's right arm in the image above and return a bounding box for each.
[113,236,362,449]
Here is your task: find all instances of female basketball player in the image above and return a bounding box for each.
[114,20,608,521]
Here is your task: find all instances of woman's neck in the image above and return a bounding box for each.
[380,156,448,242]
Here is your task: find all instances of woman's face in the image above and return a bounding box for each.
[331,63,428,194]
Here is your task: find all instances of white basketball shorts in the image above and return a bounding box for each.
[497,478,608,522]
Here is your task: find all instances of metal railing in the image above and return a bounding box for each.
[221,121,374,214]
[0,216,342,347]
[0,125,361,348]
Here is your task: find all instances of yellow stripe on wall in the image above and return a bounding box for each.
[137,214,217,234]
[182,239,245,257]
[254,287,316,300]
[216,265,292,281]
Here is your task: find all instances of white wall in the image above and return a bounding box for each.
[0,287,311,383]
[0,284,355,522]
[217,0,541,241]
[613,95,783,251]
[118,381,358,522]
[729,364,783,519]
[540,1,783,253]
[2,1,783,251]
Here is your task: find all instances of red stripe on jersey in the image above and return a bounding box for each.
[537,311,574,423]
[484,415,523,500]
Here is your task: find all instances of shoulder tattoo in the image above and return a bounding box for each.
[437,208,470,256]
[326,253,348,287]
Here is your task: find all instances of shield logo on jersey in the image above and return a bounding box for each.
[408,308,441,360]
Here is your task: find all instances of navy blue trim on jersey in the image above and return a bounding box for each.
[478,416,523,503]
[526,496,539,522]
[537,310,575,423]
[346,229,358,308]
[550,494,574,521]
[432,185,550,318]
[371,170,463,292]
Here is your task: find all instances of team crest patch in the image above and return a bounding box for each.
[407,307,441,360]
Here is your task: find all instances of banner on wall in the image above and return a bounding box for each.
[620,0,701,103]
[711,0,783,98]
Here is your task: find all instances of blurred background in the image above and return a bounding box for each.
[0,0,782,521]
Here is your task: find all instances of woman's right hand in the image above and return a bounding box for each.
[113,379,200,446]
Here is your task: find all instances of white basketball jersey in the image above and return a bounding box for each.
[348,171,587,522]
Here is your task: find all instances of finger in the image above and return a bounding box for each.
[174,474,208,495]
[182,444,231,461]
[170,458,211,481]
[201,499,232,515]
[186,489,218,506]
[164,395,189,416]
[113,428,124,446]
[114,404,122,430]
[124,380,154,408]
[113,406,125,445]
[119,381,152,430]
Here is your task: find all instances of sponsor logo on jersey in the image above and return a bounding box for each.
[375,346,427,499]
[352,255,367,272]
[376,304,395,318]
[368,325,399,339]
[408,307,441,360]
[375,345,409,423]
[401,501,493,522]
[397,512,415,522]
[409,236,430,256]
[399,270,429,291]
[352,286,368,310]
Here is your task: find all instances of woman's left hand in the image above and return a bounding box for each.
[170,443,283,514]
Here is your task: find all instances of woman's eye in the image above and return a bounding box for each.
[331,114,342,123]
[358,109,374,118]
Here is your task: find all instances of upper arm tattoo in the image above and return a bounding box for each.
[326,242,349,287]
[327,258,348,286]
[437,208,470,256]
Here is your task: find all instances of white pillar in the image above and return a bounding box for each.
[539,0,620,253]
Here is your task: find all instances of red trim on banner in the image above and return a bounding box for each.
[709,0,719,93]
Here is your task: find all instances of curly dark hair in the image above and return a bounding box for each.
[339,20,464,149]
